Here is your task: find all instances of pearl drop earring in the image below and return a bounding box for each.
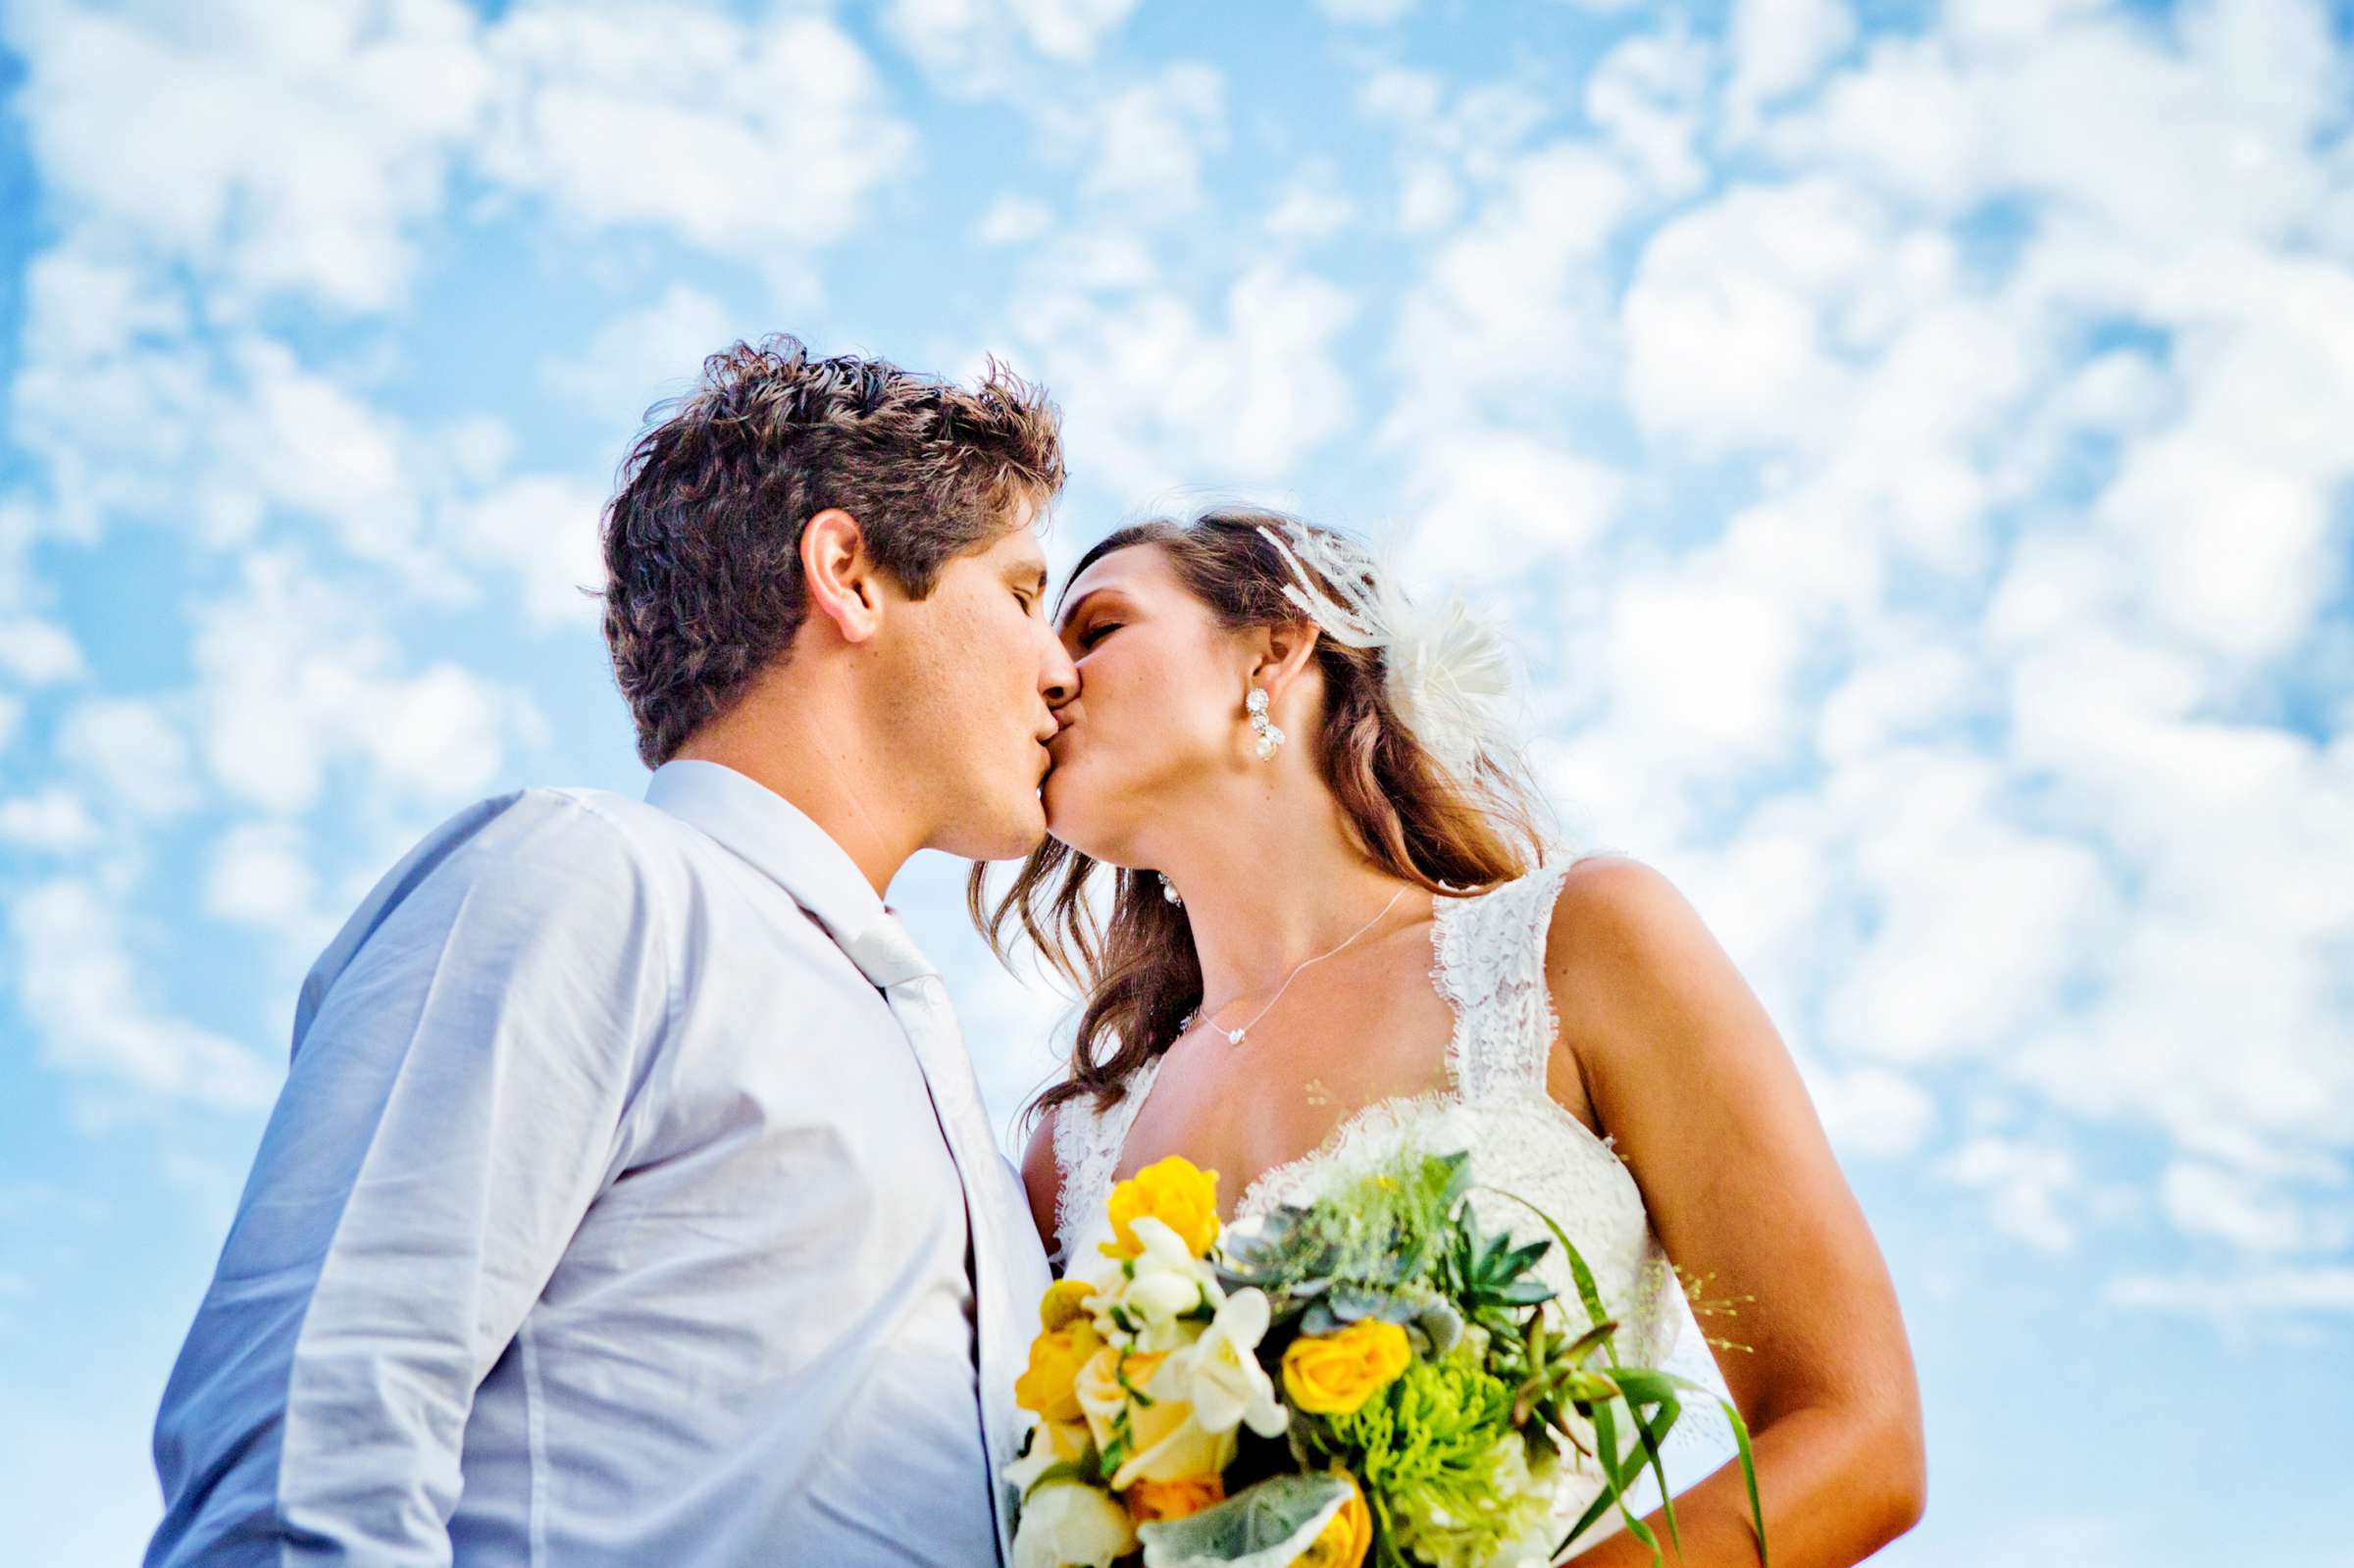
[1159,872,1183,907]
[1247,686,1286,761]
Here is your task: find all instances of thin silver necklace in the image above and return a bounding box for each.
[1196,885,1410,1047]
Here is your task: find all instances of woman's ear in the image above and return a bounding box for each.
[1251,620,1322,700]
[801,508,885,644]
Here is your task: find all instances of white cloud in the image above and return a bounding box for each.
[1355,70,1555,235]
[884,0,1141,93]
[485,5,915,263]
[1005,0,1143,60]
[1621,177,1891,455]
[1768,0,2337,244]
[1312,0,1417,24]
[545,282,737,428]
[0,694,22,756]
[1586,23,1714,199]
[1602,569,1807,756]
[977,195,1056,247]
[2104,1264,2354,1327]
[0,615,86,685]
[1939,1135,2079,1253]
[1004,260,1358,498]
[1725,0,1856,132]
[7,0,491,316]
[1819,749,2121,1065]
[0,790,102,854]
[1080,64,1227,213]
[453,474,612,631]
[2159,1162,2334,1254]
[1389,141,1639,423]
[1803,1059,1938,1159]
[203,820,323,936]
[8,878,279,1110]
[1263,164,1356,244]
[189,553,535,815]
[1397,432,1623,586]
[56,698,198,822]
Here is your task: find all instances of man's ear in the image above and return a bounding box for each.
[1250,620,1321,700]
[801,508,885,644]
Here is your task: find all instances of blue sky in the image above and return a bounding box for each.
[2,0,2350,1561]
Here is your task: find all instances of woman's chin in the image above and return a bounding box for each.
[1040,766,1087,836]
[1041,765,1115,853]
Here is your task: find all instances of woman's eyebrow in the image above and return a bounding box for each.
[1056,585,1118,632]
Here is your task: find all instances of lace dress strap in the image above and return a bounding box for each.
[1432,857,1579,1103]
[1049,1054,1166,1269]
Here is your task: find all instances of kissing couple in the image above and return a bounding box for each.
[146,337,1923,1566]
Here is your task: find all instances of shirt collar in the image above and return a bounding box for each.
[644,760,888,952]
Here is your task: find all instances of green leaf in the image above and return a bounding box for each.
[1135,1474,1354,1568]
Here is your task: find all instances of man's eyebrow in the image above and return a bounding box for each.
[1008,560,1049,593]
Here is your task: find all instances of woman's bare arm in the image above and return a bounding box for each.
[1020,1109,1064,1264]
[1546,856,1926,1567]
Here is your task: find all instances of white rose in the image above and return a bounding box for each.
[1012,1480,1139,1568]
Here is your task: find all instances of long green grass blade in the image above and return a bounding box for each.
[1721,1396,1767,1568]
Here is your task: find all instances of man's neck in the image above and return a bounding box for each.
[670,678,918,899]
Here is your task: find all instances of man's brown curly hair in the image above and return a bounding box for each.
[600,334,1065,768]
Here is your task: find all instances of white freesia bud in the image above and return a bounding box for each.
[1081,1216,1223,1354]
[1179,1287,1288,1439]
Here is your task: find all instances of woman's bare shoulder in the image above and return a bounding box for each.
[1541,853,1749,1058]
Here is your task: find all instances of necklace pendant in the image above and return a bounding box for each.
[1227,1028,1247,1045]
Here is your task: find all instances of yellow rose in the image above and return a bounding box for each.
[1101,1156,1221,1260]
[1123,1473,1225,1524]
[1280,1321,1413,1417]
[1015,1317,1102,1425]
[1289,1474,1371,1568]
[1041,1279,1099,1332]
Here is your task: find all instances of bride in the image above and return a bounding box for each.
[979,509,1925,1566]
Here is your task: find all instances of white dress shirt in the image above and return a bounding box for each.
[146,759,1051,1567]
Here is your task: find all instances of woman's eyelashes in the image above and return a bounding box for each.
[1078,621,1121,650]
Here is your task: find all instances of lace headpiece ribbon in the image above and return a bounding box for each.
[1254,520,1516,788]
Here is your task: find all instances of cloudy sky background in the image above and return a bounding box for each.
[2,0,2350,1560]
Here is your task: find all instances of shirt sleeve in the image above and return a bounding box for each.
[145,791,671,1567]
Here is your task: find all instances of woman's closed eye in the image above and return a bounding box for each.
[1078,621,1121,650]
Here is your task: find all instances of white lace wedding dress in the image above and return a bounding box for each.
[1050,860,1742,1561]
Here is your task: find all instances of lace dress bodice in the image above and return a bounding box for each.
[1049,859,1740,1551]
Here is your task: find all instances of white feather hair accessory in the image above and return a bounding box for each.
[1254,519,1517,787]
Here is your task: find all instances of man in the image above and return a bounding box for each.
[146,337,1074,1565]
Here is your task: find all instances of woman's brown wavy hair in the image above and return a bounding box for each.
[969,508,1549,1128]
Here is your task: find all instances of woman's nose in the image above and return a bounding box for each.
[1040,629,1080,707]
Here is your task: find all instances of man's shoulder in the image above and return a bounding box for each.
[426,783,711,874]
[322,784,700,956]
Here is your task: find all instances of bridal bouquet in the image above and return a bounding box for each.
[1007,1151,1766,1568]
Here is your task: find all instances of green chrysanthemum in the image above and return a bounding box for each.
[1297,1350,1552,1568]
